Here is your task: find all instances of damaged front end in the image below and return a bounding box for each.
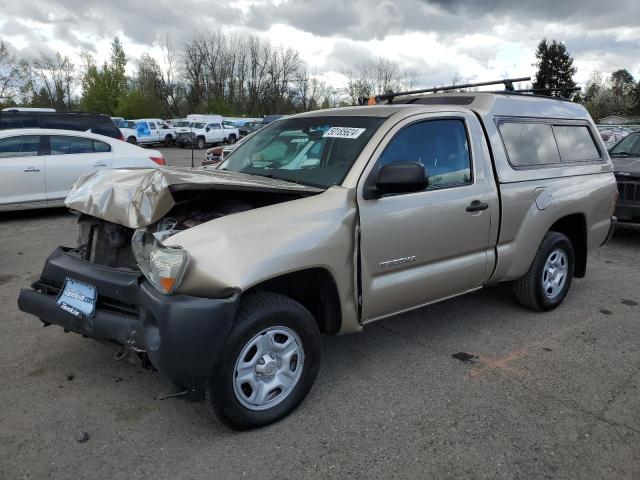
[18,167,321,390]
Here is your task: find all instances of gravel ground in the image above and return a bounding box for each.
[1,154,639,479]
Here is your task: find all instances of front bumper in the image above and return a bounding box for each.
[614,204,640,223]
[18,247,239,390]
[615,175,640,223]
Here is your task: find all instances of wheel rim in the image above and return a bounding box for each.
[542,248,569,299]
[233,326,304,411]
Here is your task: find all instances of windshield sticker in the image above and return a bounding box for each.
[322,127,366,139]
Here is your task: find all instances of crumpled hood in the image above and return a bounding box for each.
[65,167,322,229]
[612,157,640,176]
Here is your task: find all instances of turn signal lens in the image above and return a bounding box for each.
[149,246,188,294]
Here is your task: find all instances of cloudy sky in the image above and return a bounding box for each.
[1,0,639,89]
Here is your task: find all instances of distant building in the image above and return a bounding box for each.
[599,115,640,125]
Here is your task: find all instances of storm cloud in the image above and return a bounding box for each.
[0,0,638,86]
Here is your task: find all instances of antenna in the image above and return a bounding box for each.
[359,77,531,105]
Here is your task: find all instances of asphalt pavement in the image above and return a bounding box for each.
[1,151,639,479]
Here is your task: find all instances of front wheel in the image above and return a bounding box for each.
[163,135,173,147]
[227,134,236,145]
[204,292,321,430]
[513,231,574,311]
[127,136,137,144]
[196,137,206,149]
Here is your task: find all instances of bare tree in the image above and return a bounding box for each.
[0,40,20,105]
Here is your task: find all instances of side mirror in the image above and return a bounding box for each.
[206,127,211,132]
[373,162,428,197]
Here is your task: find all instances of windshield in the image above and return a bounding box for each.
[609,133,640,156]
[219,116,384,188]
[193,122,205,129]
[174,121,190,127]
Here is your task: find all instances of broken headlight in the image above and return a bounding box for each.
[131,229,189,294]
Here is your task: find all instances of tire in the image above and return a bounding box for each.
[127,136,137,145]
[204,292,321,430]
[227,134,236,145]
[513,231,575,311]
[163,135,172,147]
[196,137,206,150]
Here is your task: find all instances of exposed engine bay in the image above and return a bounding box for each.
[74,187,312,270]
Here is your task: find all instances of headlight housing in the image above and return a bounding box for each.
[132,229,189,294]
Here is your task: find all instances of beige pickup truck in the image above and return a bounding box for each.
[19,90,617,429]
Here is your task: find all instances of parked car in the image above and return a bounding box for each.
[609,131,640,223]
[1,107,56,112]
[18,92,616,430]
[237,121,262,137]
[202,133,251,166]
[120,118,175,147]
[0,128,164,211]
[177,115,240,149]
[261,114,286,126]
[599,128,630,149]
[111,117,125,127]
[0,110,123,139]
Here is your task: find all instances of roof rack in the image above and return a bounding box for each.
[502,87,581,99]
[359,76,531,105]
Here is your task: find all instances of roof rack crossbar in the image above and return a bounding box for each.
[360,76,531,105]
[487,86,581,99]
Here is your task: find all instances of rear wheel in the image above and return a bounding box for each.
[127,136,137,144]
[513,231,574,311]
[204,292,321,430]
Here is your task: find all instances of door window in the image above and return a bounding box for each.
[377,119,472,188]
[50,136,112,154]
[0,135,41,158]
[208,123,222,130]
[149,122,157,129]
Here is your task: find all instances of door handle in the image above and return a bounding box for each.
[93,162,108,167]
[24,167,41,172]
[466,200,489,212]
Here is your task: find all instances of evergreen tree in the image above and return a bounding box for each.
[80,37,128,114]
[533,39,577,97]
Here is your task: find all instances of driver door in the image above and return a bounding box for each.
[358,113,496,322]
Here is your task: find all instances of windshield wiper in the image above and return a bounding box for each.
[610,151,632,156]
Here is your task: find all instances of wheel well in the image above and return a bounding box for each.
[245,268,342,335]
[549,214,587,278]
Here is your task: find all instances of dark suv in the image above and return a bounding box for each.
[0,111,122,139]
[609,132,640,223]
